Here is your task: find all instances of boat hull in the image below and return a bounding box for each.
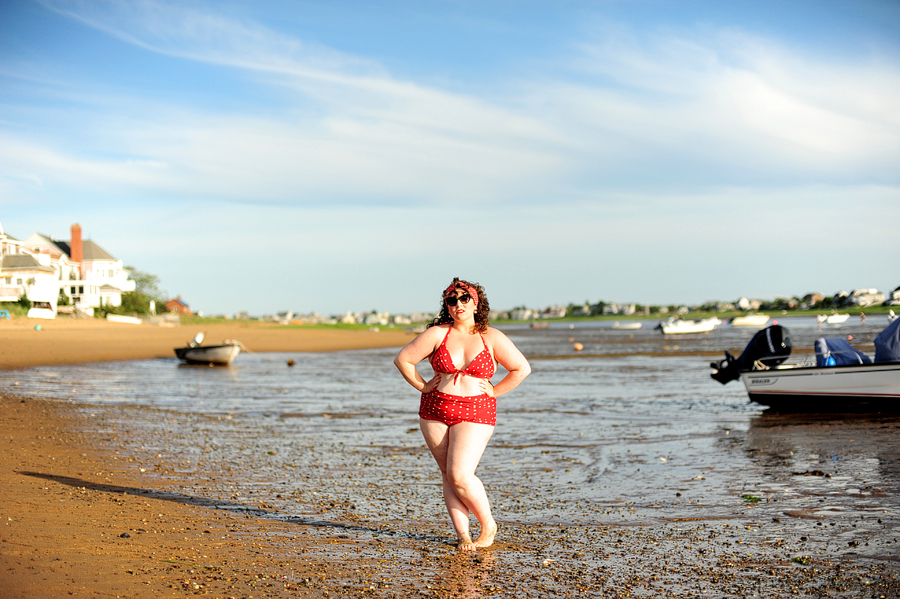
[174,344,241,365]
[741,362,900,411]
[658,319,718,334]
[731,314,770,327]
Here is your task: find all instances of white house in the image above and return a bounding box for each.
[847,288,885,307]
[0,223,24,302]
[0,222,60,313]
[0,253,58,305]
[23,224,135,313]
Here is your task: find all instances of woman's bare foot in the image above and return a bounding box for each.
[474,520,498,548]
[457,533,476,552]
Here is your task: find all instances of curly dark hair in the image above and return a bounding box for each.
[427,277,490,333]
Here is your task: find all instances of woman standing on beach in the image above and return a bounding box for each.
[394,278,531,551]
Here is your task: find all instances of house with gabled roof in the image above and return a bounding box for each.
[0,222,57,308]
[164,296,192,316]
[0,253,58,306]
[0,223,25,301]
[18,224,135,314]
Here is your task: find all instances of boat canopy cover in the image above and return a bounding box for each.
[814,338,872,366]
[874,318,900,363]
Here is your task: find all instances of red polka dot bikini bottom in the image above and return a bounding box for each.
[419,389,496,426]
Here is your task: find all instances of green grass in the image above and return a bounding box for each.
[0,303,30,318]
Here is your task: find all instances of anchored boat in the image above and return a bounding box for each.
[656,317,719,334]
[730,313,770,327]
[711,321,900,411]
[174,333,242,366]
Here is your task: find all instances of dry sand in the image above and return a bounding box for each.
[0,317,412,370]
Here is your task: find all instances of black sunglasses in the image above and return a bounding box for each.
[445,293,473,307]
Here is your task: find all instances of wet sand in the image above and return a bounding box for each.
[2,318,900,597]
[5,394,899,598]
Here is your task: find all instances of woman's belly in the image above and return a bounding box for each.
[433,371,489,397]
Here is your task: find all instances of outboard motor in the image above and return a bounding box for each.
[710,325,792,384]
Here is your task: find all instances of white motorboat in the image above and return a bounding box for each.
[739,362,900,411]
[656,317,718,334]
[730,313,770,327]
[612,321,642,330]
[817,312,850,325]
[174,333,242,365]
[711,321,900,411]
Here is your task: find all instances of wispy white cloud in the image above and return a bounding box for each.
[3,1,899,313]
[10,0,899,209]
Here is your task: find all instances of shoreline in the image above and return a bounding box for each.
[0,318,412,370]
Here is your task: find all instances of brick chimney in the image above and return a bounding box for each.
[70,223,83,277]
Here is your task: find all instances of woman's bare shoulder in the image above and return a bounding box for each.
[398,324,446,360]
[483,326,512,343]
[418,324,448,342]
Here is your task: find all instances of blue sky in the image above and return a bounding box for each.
[2,0,898,316]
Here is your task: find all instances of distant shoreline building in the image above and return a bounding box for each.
[165,296,193,316]
[0,222,135,317]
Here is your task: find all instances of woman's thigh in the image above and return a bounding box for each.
[420,418,451,470]
[446,422,494,476]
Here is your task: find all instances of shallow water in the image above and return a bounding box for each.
[4,315,898,597]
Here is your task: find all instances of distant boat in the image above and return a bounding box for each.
[731,313,770,327]
[656,317,718,335]
[174,332,241,366]
[27,301,56,320]
[818,312,850,325]
[612,321,642,330]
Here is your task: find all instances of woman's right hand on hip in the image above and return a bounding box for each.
[421,373,441,393]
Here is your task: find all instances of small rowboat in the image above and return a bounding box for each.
[174,333,242,365]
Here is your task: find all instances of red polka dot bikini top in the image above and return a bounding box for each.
[430,327,496,384]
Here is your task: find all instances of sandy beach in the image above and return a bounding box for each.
[0,317,412,370]
[2,317,899,598]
